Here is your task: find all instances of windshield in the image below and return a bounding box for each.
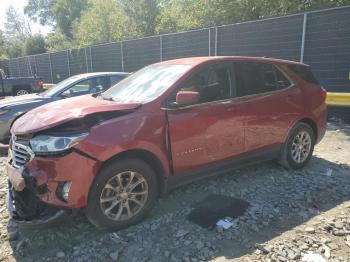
[41,75,83,97]
[102,64,191,103]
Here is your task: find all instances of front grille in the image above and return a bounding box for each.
[11,135,33,168]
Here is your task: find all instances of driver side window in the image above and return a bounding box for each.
[168,63,232,105]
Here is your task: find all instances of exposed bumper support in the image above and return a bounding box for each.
[7,184,68,229]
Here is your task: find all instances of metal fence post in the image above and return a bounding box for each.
[120,42,125,72]
[16,58,20,77]
[27,56,32,76]
[67,50,71,76]
[49,53,54,83]
[34,56,38,75]
[89,47,94,72]
[215,27,218,56]
[300,13,308,63]
[208,29,211,56]
[84,48,89,73]
[160,35,163,61]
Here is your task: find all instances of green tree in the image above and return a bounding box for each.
[4,6,32,40]
[24,34,47,55]
[120,0,161,36]
[156,0,350,34]
[45,30,71,51]
[24,0,56,25]
[52,0,89,38]
[3,6,32,58]
[21,0,350,52]
[74,0,137,46]
[25,0,88,38]
[238,0,350,20]
[5,40,24,58]
[0,31,7,59]
[156,0,241,33]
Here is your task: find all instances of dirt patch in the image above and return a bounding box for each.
[0,121,349,261]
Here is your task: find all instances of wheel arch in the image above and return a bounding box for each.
[298,118,318,141]
[12,85,31,95]
[10,112,26,128]
[98,149,166,194]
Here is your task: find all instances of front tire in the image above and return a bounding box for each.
[279,122,315,169]
[86,158,158,230]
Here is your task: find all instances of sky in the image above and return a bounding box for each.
[0,0,52,35]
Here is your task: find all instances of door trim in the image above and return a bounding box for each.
[162,144,281,193]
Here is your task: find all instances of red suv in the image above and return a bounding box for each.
[7,57,327,229]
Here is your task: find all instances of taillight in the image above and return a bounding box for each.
[320,87,327,101]
[36,79,44,87]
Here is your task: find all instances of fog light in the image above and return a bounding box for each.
[61,182,72,202]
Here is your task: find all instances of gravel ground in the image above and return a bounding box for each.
[0,121,349,262]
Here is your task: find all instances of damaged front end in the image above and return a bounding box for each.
[7,164,68,229]
[6,131,78,228]
[6,101,141,228]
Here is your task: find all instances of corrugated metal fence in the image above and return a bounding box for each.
[2,5,350,92]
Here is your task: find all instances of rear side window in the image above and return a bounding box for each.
[287,64,319,84]
[234,62,292,96]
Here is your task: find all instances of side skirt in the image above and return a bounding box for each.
[162,145,281,194]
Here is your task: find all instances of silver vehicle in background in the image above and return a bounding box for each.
[0,72,130,144]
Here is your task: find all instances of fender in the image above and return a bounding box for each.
[74,110,172,178]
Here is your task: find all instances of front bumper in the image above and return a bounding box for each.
[8,151,100,209]
[7,183,68,229]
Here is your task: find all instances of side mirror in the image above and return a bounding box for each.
[60,90,72,98]
[176,90,199,106]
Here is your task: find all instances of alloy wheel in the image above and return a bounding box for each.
[291,131,311,163]
[16,90,29,96]
[99,171,148,221]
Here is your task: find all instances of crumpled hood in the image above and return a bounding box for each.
[0,94,46,109]
[12,95,141,135]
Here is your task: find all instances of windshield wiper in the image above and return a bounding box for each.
[99,94,117,101]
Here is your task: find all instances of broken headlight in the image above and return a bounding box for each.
[30,133,88,155]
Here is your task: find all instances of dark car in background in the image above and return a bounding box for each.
[0,69,44,97]
[0,72,130,144]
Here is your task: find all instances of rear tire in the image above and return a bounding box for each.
[14,87,30,96]
[279,122,315,169]
[86,158,158,230]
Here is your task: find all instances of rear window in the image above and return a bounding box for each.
[288,65,319,85]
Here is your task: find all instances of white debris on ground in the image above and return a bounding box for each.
[0,121,350,262]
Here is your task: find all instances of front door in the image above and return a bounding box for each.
[166,62,246,175]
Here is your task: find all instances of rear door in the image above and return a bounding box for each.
[165,62,246,175]
[234,62,302,152]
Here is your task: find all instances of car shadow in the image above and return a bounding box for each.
[6,154,350,261]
